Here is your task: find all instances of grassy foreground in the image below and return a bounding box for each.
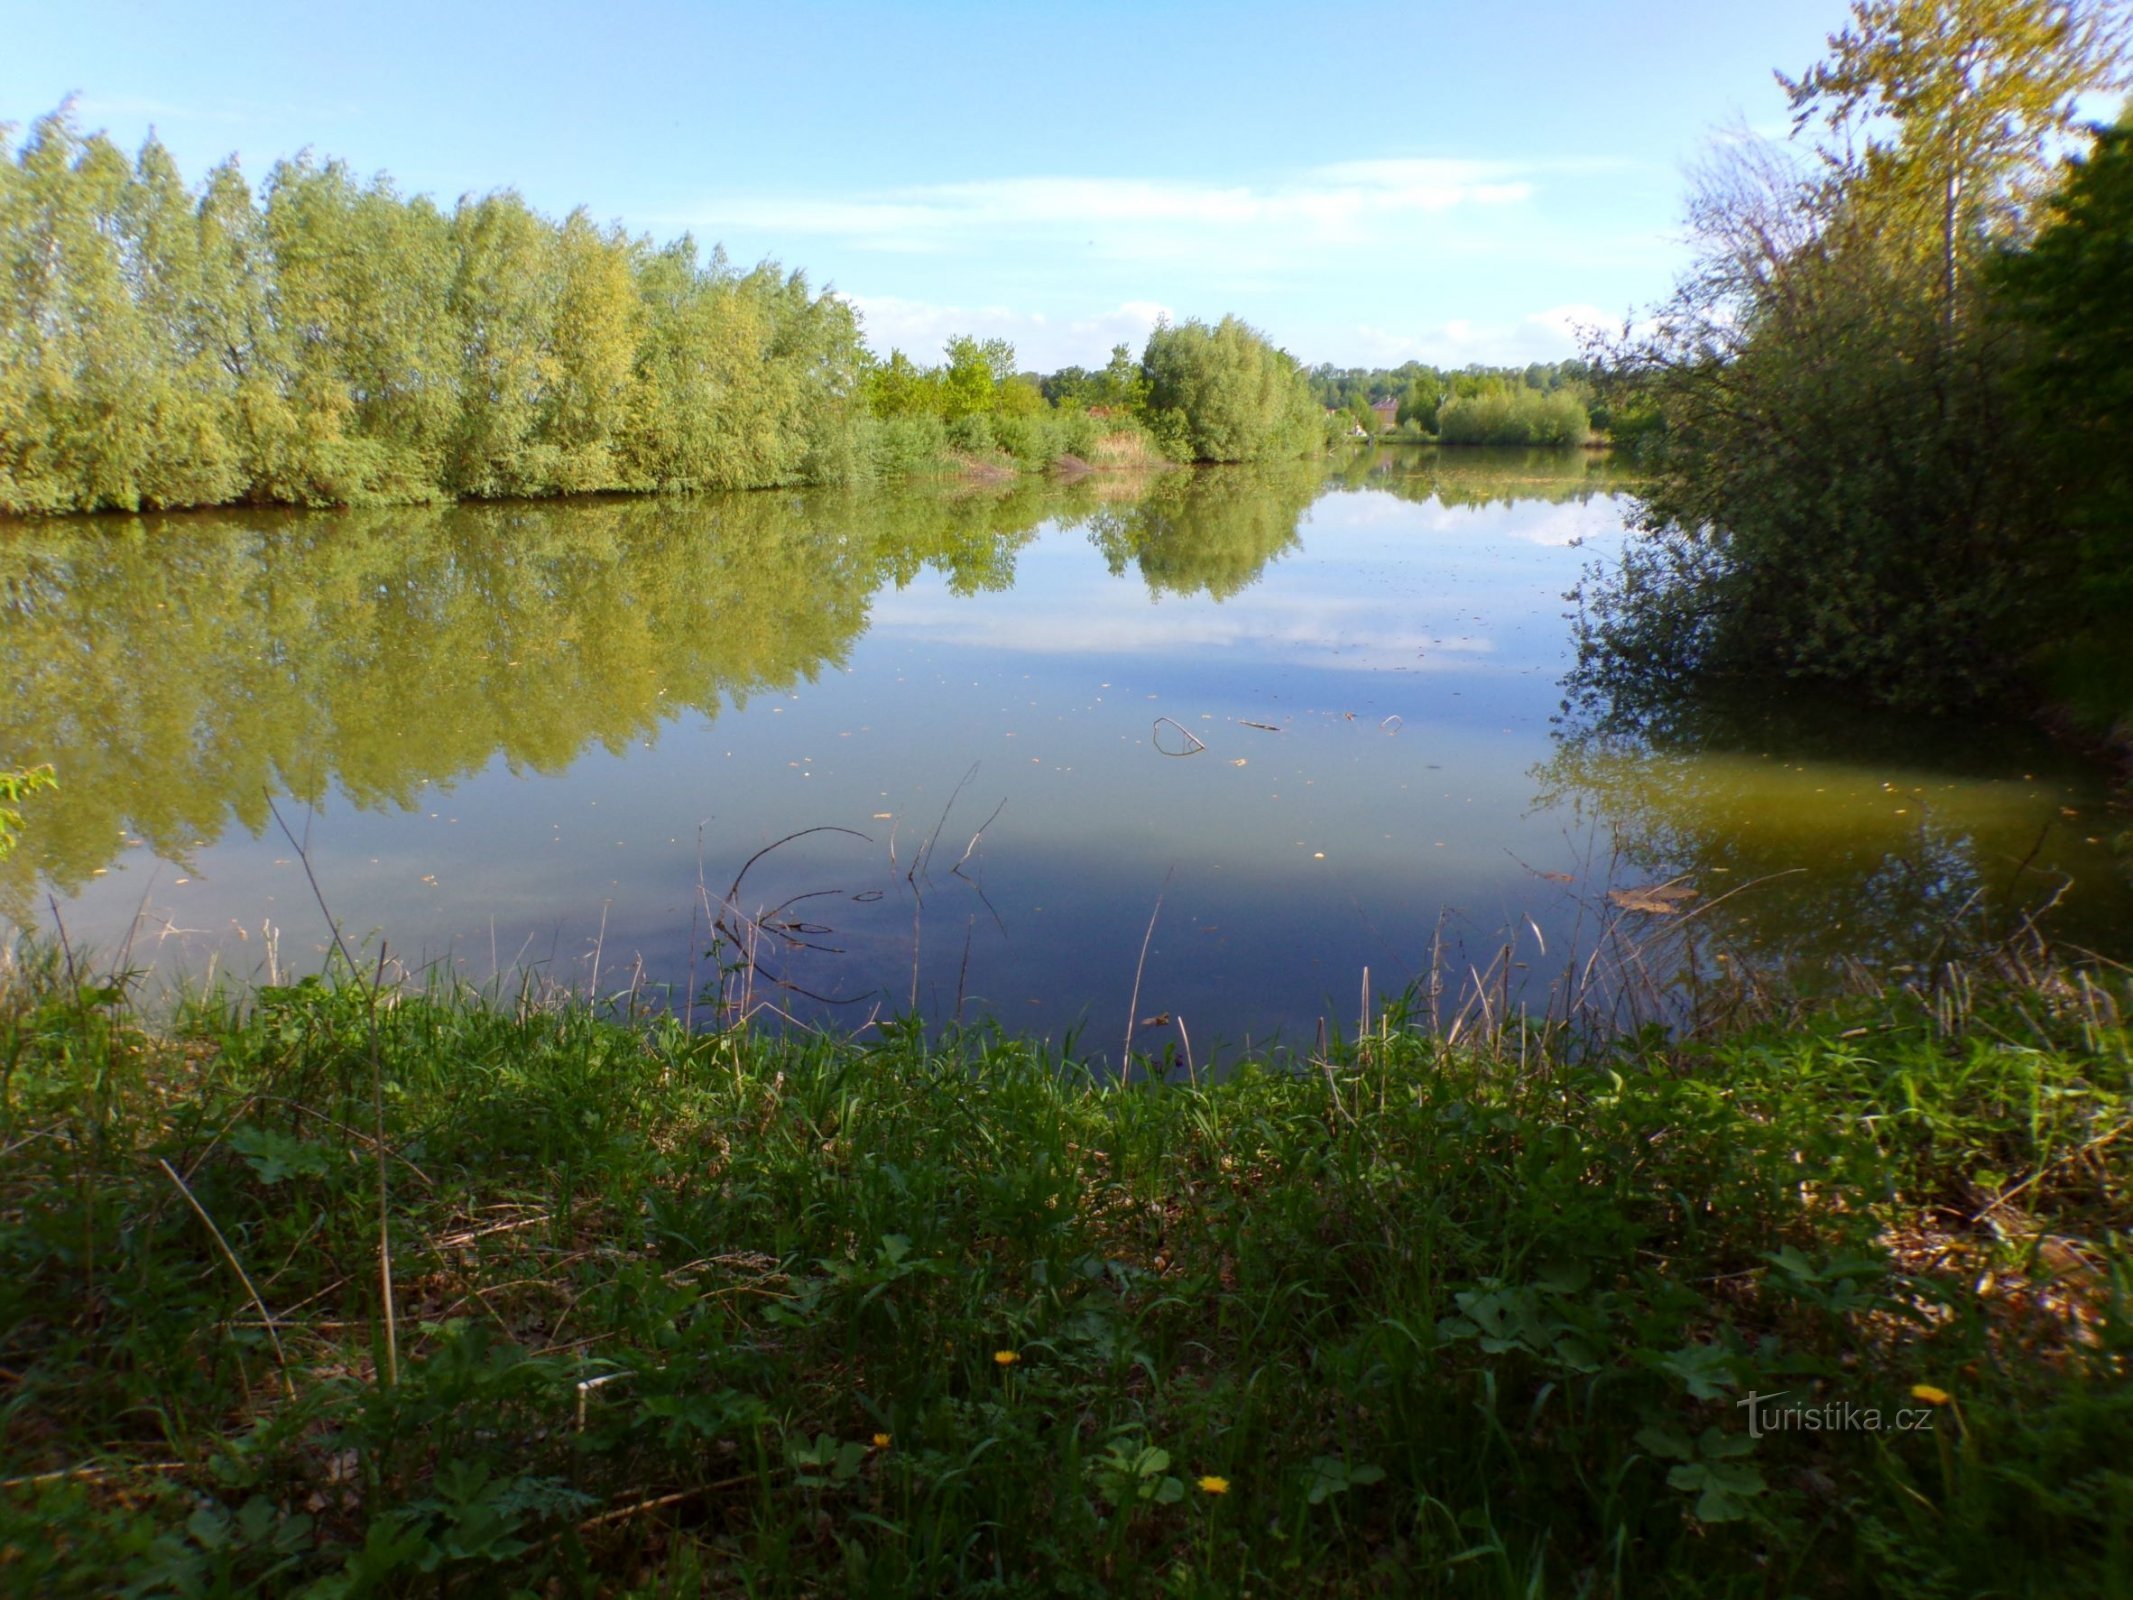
[0,948,2127,1597]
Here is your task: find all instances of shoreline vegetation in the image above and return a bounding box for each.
[0,932,2126,1595]
[1573,5,2133,748]
[4,5,2132,1590]
[0,105,1597,522]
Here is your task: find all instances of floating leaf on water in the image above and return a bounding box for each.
[1607,883,1698,914]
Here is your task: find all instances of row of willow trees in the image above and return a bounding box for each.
[0,110,866,513]
[0,109,1326,517]
[1582,0,2133,719]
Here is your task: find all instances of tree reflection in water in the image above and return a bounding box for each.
[0,466,1326,915]
[1531,686,2133,996]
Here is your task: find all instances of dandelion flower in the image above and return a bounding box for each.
[872,1433,892,1449]
[993,1349,1021,1367]
[1198,1475,1230,1495]
[1911,1383,1951,1406]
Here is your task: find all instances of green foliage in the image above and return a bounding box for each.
[1139,316,1322,462]
[1305,359,1595,443]
[1085,457,1322,600]
[1,945,2126,1594]
[860,335,1156,475]
[1579,4,2132,715]
[0,106,869,512]
[1395,374,1445,432]
[0,765,55,861]
[1436,380,1590,446]
[1777,0,2131,327]
[0,103,1325,510]
[1996,117,2133,648]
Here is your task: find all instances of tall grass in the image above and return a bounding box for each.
[0,938,2127,1595]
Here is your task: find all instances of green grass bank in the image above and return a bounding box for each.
[1,946,2128,1597]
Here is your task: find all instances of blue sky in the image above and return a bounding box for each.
[5,0,1856,371]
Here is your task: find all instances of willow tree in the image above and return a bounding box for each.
[447,190,563,497]
[0,111,165,511]
[194,158,304,499]
[123,135,246,507]
[263,156,459,501]
[1139,316,1320,463]
[544,210,640,492]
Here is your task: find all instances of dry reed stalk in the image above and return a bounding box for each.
[1124,870,1172,1070]
[159,1158,296,1402]
[366,942,398,1388]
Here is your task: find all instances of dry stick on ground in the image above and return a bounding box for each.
[159,1158,297,1402]
[575,1474,756,1533]
[1124,869,1173,1071]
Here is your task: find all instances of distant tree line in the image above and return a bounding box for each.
[1580,0,2132,720]
[0,107,1323,515]
[0,111,867,511]
[1303,360,1598,445]
[864,316,1325,472]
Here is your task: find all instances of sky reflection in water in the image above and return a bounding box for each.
[3,449,2124,1061]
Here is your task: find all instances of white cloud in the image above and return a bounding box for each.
[840,294,1174,371]
[872,590,1493,673]
[1345,300,1625,367]
[676,157,1538,262]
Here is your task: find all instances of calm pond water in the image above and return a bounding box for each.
[3,447,2127,1060]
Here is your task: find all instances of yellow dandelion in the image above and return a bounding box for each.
[993,1349,1021,1367]
[1197,1475,1230,1495]
[872,1432,892,1449]
[1911,1383,1951,1406]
